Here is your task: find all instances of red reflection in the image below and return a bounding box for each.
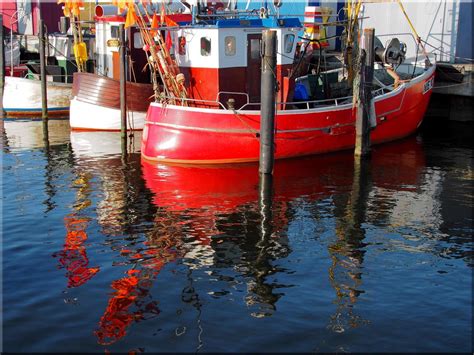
[54,216,100,288]
[96,137,427,345]
[95,270,147,346]
[53,173,100,288]
[141,137,426,213]
[96,233,181,345]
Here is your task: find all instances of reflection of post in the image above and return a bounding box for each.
[119,24,127,153]
[328,158,372,332]
[245,174,278,317]
[0,15,5,118]
[1,126,10,153]
[259,173,273,241]
[182,267,204,352]
[42,140,54,212]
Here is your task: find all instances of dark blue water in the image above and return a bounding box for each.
[1,119,472,353]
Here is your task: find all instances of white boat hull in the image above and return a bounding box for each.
[3,76,72,117]
[69,97,146,131]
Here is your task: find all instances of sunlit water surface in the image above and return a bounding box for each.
[1,119,472,352]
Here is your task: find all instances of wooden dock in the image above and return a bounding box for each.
[428,63,473,122]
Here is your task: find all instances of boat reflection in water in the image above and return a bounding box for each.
[142,137,426,325]
[68,129,428,345]
[70,131,175,346]
[1,120,101,287]
[2,118,70,150]
[52,171,101,288]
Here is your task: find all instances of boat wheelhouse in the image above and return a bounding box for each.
[169,17,300,109]
[140,6,436,164]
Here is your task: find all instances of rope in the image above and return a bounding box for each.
[434,79,472,90]
[232,109,260,139]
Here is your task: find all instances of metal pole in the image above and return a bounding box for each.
[354,28,374,158]
[10,14,14,77]
[0,15,5,118]
[39,18,48,121]
[259,30,277,175]
[119,24,127,151]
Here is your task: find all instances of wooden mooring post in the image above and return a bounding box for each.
[119,24,127,152]
[354,28,375,158]
[0,15,5,118]
[39,19,48,121]
[259,30,277,175]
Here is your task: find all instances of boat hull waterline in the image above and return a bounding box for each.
[3,76,71,118]
[70,98,146,131]
[70,72,154,131]
[142,66,435,164]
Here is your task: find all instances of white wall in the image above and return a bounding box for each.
[361,1,460,63]
[174,26,298,69]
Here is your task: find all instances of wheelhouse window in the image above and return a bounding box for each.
[225,36,236,56]
[110,25,119,39]
[284,34,295,53]
[201,37,211,56]
[178,36,186,56]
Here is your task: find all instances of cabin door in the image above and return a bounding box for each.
[112,51,120,80]
[246,34,262,103]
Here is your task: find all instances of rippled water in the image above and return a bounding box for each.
[1,119,472,352]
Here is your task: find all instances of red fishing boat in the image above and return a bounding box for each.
[140,1,436,164]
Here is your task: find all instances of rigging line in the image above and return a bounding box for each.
[263,56,278,81]
[232,109,260,139]
[434,79,472,90]
[45,41,79,69]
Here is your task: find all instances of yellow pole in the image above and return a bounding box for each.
[397,0,431,63]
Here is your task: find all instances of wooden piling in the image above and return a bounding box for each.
[259,30,277,175]
[119,24,127,151]
[0,15,5,118]
[39,19,48,121]
[354,28,375,158]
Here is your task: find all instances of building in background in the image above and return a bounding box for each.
[0,0,97,35]
[361,0,472,64]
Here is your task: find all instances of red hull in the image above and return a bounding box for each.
[142,137,425,213]
[142,67,435,164]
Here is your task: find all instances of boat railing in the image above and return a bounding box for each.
[8,10,23,76]
[161,85,393,111]
[372,85,394,98]
[163,84,395,111]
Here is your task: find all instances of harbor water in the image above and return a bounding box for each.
[1,117,472,352]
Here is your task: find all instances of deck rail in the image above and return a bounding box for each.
[161,83,394,111]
